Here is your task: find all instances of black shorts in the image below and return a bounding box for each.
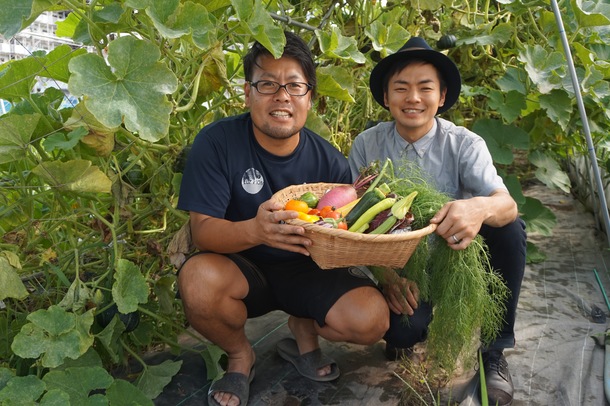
[180,253,378,327]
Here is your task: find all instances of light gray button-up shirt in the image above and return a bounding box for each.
[348,117,506,200]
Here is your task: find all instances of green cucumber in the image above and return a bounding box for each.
[344,187,386,227]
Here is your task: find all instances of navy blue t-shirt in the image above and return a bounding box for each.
[178,113,351,262]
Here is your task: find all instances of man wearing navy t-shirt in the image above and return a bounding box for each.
[177,32,389,406]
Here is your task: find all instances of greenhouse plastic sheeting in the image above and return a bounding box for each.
[447,183,610,406]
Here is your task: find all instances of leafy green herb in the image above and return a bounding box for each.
[376,159,509,375]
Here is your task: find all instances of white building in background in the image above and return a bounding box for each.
[0,10,89,113]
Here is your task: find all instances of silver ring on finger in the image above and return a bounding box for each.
[451,234,461,244]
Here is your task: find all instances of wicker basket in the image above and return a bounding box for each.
[270,183,437,269]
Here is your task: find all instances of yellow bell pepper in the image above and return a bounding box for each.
[297,212,320,223]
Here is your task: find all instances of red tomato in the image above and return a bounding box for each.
[318,205,334,218]
[308,208,321,215]
[337,221,348,230]
[325,210,341,220]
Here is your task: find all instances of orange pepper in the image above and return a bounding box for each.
[285,199,309,213]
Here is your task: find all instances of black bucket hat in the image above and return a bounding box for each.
[369,36,461,114]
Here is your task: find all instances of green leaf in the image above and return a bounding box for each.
[43,127,88,153]
[526,241,547,264]
[58,347,103,370]
[94,2,125,24]
[495,66,527,95]
[143,0,217,49]
[68,36,178,142]
[518,45,566,94]
[0,58,39,100]
[201,0,232,13]
[38,45,87,83]
[0,375,45,404]
[539,89,572,130]
[10,87,64,117]
[305,111,332,140]
[503,174,526,206]
[317,27,366,64]
[106,379,153,406]
[125,0,149,9]
[572,0,610,28]
[177,2,217,49]
[154,275,177,315]
[31,159,112,193]
[0,113,41,165]
[27,304,75,336]
[55,11,80,40]
[10,323,46,361]
[201,345,227,381]
[129,319,155,347]
[0,257,28,300]
[11,306,94,368]
[317,66,355,102]
[135,359,183,399]
[58,276,91,312]
[112,259,149,314]
[529,150,571,193]
[519,197,557,236]
[43,366,113,405]
[142,0,184,38]
[147,0,179,23]
[473,119,530,165]
[1,251,21,269]
[245,3,285,59]
[197,44,230,99]
[457,22,513,46]
[230,0,253,21]
[0,368,15,389]
[95,315,126,364]
[87,393,109,406]
[64,103,118,157]
[582,66,610,101]
[365,21,409,57]
[487,90,526,124]
[0,0,33,38]
[39,388,71,406]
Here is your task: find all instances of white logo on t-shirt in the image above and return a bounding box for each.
[242,168,264,194]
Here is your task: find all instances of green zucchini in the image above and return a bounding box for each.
[344,187,386,227]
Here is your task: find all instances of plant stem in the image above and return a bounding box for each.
[118,128,172,152]
[120,337,147,369]
[174,62,206,112]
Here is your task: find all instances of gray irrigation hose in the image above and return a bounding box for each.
[551,0,610,249]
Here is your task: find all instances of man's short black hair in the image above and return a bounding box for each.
[243,31,317,98]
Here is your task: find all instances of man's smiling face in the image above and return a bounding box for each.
[245,54,312,143]
[384,61,447,142]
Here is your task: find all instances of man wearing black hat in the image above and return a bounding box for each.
[348,37,526,406]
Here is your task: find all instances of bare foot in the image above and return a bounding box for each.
[210,346,255,406]
[287,316,332,378]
